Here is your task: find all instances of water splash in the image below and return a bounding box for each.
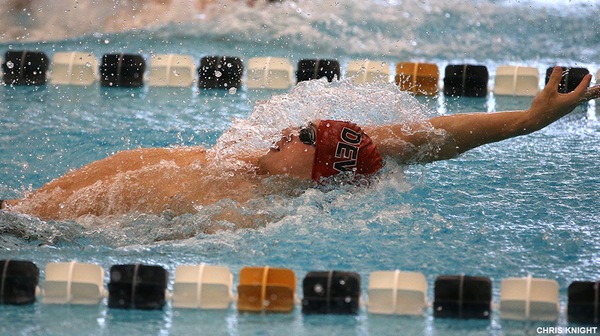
[210,78,432,171]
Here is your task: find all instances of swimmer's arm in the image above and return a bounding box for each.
[430,67,599,155]
[368,66,600,163]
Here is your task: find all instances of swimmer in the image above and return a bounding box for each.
[2,66,600,221]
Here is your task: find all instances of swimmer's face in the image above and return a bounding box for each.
[257,124,317,180]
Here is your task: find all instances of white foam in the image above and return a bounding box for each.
[209,78,433,169]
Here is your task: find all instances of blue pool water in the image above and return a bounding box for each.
[1,0,600,335]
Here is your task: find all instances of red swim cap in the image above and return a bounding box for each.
[312,120,383,181]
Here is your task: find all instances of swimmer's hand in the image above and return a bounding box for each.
[525,66,600,132]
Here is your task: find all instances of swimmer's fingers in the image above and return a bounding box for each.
[556,72,597,105]
[545,67,595,103]
[568,73,592,101]
[545,66,564,93]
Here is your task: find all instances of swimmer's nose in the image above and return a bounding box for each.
[273,128,300,150]
[274,135,289,150]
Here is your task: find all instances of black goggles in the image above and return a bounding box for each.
[299,123,316,146]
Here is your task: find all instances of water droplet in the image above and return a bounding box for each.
[314,284,323,294]
[215,70,222,78]
[85,62,92,68]
[228,87,237,94]
[104,39,110,44]
[344,296,351,303]
[6,61,14,69]
[339,279,346,285]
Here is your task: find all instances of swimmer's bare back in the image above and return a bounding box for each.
[5,146,260,220]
